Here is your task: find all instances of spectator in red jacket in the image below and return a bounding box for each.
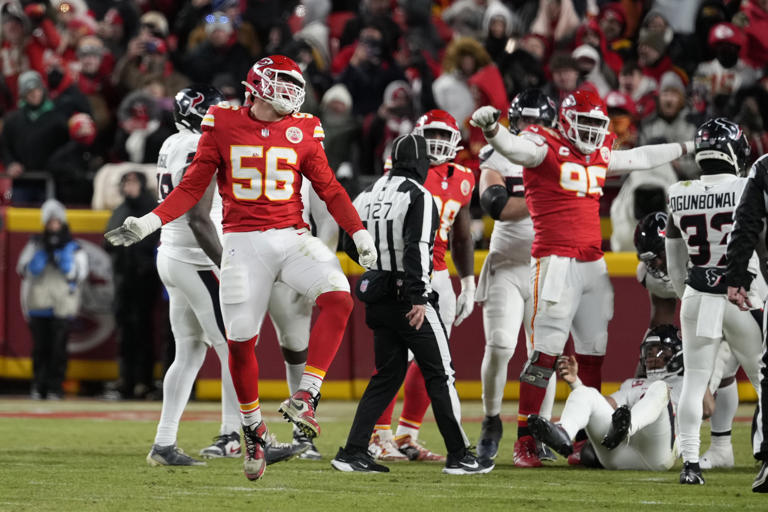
[737,0,768,70]
[0,2,61,103]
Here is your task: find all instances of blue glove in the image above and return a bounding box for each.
[28,249,48,276]
[54,242,77,274]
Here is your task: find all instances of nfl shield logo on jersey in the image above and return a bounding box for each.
[286,126,304,144]
[261,128,270,137]
[360,279,369,292]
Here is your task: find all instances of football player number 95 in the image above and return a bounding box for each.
[559,162,606,197]
[231,145,297,201]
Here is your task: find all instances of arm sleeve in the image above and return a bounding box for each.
[607,142,691,175]
[485,128,548,168]
[303,140,364,236]
[402,189,437,305]
[727,164,768,289]
[665,237,688,298]
[153,129,219,224]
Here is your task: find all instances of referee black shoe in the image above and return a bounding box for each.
[680,461,705,485]
[442,451,494,475]
[331,447,389,473]
[601,405,631,450]
[753,461,768,492]
[527,414,573,457]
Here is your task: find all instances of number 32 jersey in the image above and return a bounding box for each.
[156,129,223,265]
[423,162,475,271]
[153,105,363,237]
[521,125,616,261]
[667,174,746,273]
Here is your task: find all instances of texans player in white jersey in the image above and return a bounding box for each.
[475,89,559,461]
[666,118,764,484]
[527,326,685,471]
[147,85,296,467]
[635,211,747,470]
[472,90,695,467]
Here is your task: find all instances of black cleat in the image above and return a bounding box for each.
[680,461,705,485]
[331,447,390,473]
[527,414,573,457]
[537,440,558,462]
[477,414,503,459]
[602,405,631,449]
[442,450,494,475]
[753,461,768,492]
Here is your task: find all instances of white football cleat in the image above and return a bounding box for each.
[700,444,734,469]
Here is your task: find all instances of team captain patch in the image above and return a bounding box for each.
[286,126,303,143]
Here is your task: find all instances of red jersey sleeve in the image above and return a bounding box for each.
[301,119,364,236]
[153,118,221,224]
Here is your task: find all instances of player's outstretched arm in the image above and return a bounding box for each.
[471,106,547,168]
[451,205,475,326]
[608,141,695,176]
[664,216,688,298]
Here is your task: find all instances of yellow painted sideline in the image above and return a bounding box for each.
[3,207,637,276]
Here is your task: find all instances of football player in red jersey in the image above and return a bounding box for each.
[105,55,377,481]
[472,89,694,467]
[368,110,476,462]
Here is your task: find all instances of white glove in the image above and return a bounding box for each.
[105,212,162,246]
[352,229,377,269]
[470,106,501,131]
[454,275,476,326]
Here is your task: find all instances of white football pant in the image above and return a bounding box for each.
[677,287,762,463]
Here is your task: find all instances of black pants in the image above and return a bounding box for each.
[116,280,157,397]
[344,298,468,458]
[757,309,768,460]
[29,316,71,396]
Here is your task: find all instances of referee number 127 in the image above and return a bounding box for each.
[364,201,393,219]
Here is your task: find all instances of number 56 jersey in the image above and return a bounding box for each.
[521,125,616,261]
[157,129,223,266]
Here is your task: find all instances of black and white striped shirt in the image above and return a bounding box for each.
[352,173,439,304]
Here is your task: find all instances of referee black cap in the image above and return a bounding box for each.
[391,134,430,183]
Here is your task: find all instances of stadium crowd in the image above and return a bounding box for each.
[1,0,766,218]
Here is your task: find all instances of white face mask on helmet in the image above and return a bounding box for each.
[242,55,306,115]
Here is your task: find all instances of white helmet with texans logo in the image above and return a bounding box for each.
[242,55,306,115]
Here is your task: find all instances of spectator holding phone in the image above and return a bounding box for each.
[113,11,188,95]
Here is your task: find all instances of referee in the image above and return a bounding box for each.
[725,153,768,493]
[331,134,493,475]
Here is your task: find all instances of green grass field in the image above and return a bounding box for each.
[0,398,765,512]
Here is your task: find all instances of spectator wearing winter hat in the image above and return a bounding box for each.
[0,2,62,104]
[17,198,88,399]
[639,71,698,180]
[572,44,613,97]
[361,80,415,176]
[71,35,118,129]
[319,84,360,194]
[481,0,514,66]
[636,28,678,88]
[573,18,623,77]
[181,12,251,99]
[2,71,71,203]
[543,51,582,104]
[693,22,759,117]
[605,90,639,150]
[46,113,100,204]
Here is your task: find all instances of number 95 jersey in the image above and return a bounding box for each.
[423,162,475,271]
[157,130,223,265]
[521,125,616,261]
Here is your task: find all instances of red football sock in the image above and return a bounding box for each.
[303,291,354,382]
[398,362,431,431]
[375,395,397,430]
[517,353,558,429]
[227,336,260,423]
[575,354,604,391]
